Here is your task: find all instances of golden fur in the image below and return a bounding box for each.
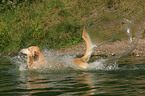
[21,46,46,69]
[72,27,95,69]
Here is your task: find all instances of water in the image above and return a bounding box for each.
[0,53,145,96]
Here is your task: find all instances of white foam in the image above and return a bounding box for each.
[8,49,118,73]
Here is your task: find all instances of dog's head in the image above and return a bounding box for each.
[21,46,41,58]
[20,46,45,69]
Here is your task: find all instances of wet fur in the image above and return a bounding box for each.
[21,46,46,69]
[72,27,95,69]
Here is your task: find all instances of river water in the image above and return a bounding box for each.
[0,56,145,96]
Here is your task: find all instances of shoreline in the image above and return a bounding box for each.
[0,38,145,57]
[56,38,145,57]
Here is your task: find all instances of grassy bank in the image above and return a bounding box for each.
[0,0,145,54]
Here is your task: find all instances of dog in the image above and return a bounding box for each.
[20,27,94,69]
[21,46,46,69]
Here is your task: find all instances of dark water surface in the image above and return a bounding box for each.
[0,56,145,96]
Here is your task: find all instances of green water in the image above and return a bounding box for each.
[0,56,145,96]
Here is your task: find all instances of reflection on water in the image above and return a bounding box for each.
[0,57,145,95]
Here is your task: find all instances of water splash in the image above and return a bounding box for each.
[85,7,144,63]
[7,49,119,73]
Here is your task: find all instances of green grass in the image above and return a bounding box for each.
[0,0,145,53]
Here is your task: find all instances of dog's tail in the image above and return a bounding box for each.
[72,27,95,69]
[81,27,95,62]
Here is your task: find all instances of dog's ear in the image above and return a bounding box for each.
[30,48,35,57]
[31,51,36,56]
[33,52,38,61]
[34,51,38,56]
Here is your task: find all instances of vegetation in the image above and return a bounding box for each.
[0,0,145,53]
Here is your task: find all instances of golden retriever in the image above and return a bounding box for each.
[21,27,94,69]
[21,46,46,69]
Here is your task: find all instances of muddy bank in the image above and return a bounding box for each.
[56,38,145,57]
